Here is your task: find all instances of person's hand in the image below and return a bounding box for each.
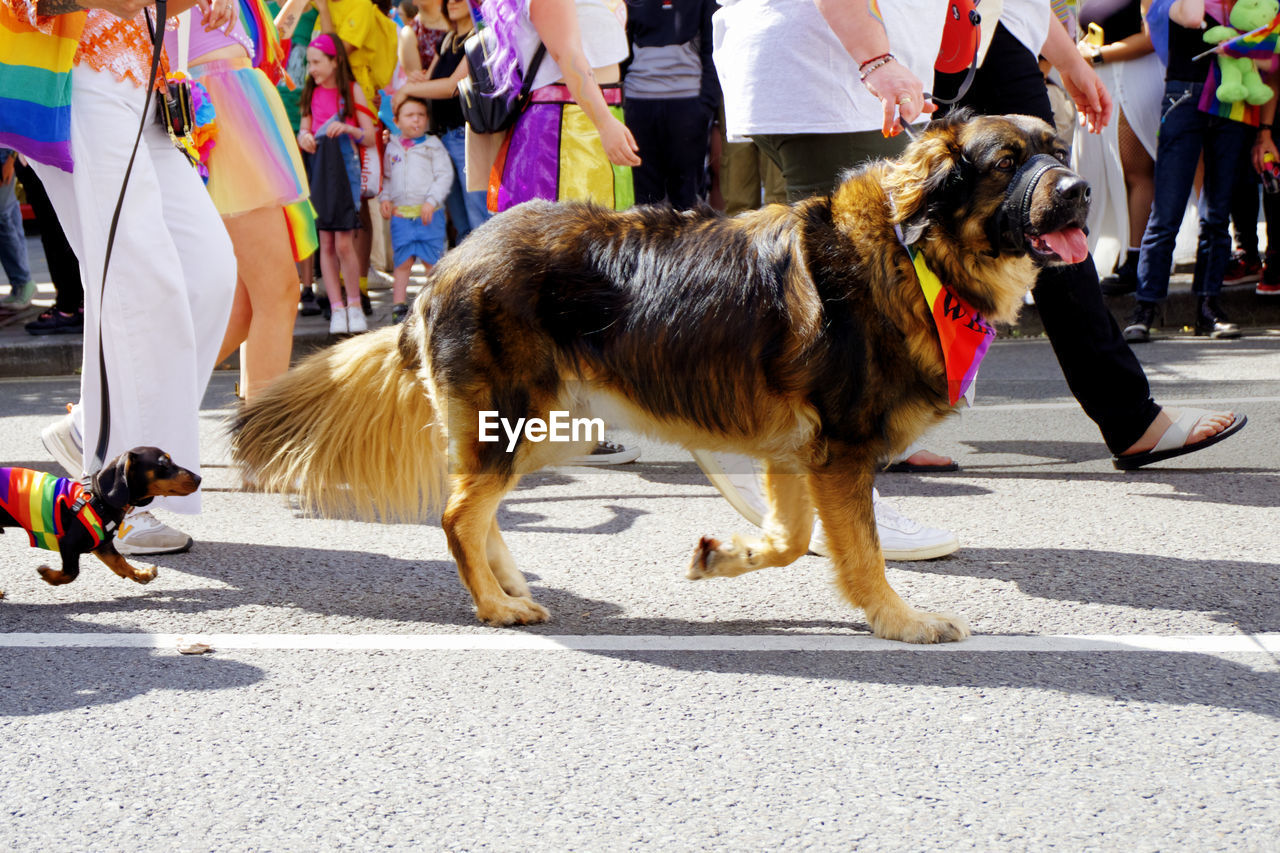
[1077,40,1102,63]
[0,156,13,187]
[325,122,350,138]
[1253,131,1279,173]
[297,129,316,153]
[598,115,641,167]
[420,204,435,225]
[405,70,430,83]
[380,199,394,219]
[196,0,236,33]
[1059,59,1113,134]
[860,58,936,137]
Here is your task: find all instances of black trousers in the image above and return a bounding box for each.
[625,97,713,210]
[936,23,1160,454]
[14,158,82,314]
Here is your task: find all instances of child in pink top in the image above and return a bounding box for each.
[298,33,378,336]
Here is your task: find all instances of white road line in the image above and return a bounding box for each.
[971,396,1280,412]
[1,633,1278,653]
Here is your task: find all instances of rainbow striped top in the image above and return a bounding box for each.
[0,468,107,552]
[0,3,86,172]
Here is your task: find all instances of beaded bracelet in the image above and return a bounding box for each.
[858,53,896,82]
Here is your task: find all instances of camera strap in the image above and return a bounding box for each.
[88,0,168,475]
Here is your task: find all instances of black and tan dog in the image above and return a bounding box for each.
[0,447,200,595]
[232,112,1090,643]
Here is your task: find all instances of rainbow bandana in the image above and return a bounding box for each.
[0,468,108,552]
[896,229,996,406]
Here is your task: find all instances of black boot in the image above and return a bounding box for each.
[1101,250,1139,296]
[1123,302,1156,343]
[1194,296,1241,339]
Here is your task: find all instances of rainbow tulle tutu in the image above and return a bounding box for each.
[191,56,314,258]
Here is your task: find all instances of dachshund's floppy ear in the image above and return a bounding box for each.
[92,452,150,509]
[882,132,963,239]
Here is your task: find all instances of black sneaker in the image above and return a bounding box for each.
[299,287,322,316]
[24,308,83,336]
[1194,297,1241,338]
[566,439,641,466]
[1100,256,1138,296]
[1123,302,1156,343]
[391,302,409,324]
[318,294,331,321]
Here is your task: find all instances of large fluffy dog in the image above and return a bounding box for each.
[232,113,1089,643]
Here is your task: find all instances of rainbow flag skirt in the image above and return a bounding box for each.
[488,84,633,213]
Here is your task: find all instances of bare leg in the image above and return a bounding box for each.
[318,230,345,309]
[220,207,299,401]
[1119,110,1155,249]
[393,257,414,305]
[335,230,363,308]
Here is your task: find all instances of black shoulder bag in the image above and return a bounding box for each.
[457,28,547,134]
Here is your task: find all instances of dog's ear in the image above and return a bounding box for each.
[882,133,964,237]
[92,452,151,509]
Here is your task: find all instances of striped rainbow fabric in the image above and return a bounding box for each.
[0,467,105,552]
[0,7,86,172]
[1215,13,1280,59]
[1198,61,1263,126]
[238,0,287,85]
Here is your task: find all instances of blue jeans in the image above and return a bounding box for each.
[440,126,491,242]
[0,160,32,287]
[1136,81,1255,303]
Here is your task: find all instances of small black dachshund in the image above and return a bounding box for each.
[0,447,200,595]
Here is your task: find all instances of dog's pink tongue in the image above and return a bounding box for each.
[1042,226,1089,264]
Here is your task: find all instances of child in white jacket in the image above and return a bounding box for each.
[379,96,454,323]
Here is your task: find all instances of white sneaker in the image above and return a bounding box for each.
[566,439,641,465]
[41,405,85,478]
[114,509,193,556]
[691,451,960,562]
[329,303,349,335]
[346,303,367,333]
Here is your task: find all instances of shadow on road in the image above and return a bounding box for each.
[0,642,263,717]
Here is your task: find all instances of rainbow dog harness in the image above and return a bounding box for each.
[0,468,109,552]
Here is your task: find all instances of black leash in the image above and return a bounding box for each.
[89,0,169,474]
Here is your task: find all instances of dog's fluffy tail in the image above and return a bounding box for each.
[230,326,446,522]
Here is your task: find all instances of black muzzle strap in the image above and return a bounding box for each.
[993,154,1062,253]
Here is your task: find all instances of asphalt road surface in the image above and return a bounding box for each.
[1,334,1278,851]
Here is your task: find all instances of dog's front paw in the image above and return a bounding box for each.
[475,594,550,626]
[37,565,74,586]
[687,535,760,580]
[871,607,970,644]
[133,565,158,584]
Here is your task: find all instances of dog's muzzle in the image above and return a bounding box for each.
[993,153,1091,265]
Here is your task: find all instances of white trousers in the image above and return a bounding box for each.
[31,66,236,514]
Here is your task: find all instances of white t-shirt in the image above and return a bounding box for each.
[999,0,1053,56]
[516,0,630,91]
[713,0,946,139]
